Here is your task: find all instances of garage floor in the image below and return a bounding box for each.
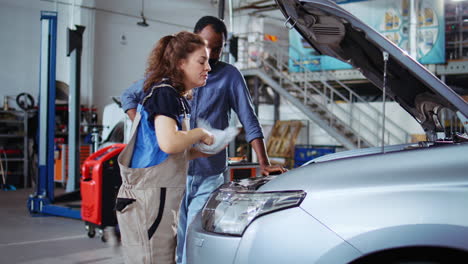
[0,188,124,264]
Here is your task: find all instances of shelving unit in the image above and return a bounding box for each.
[445,1,468,60]
[0,109,34,188]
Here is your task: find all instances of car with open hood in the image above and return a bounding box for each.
[186,0,468,263]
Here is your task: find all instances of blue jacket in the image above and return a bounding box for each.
[120,62,264,176]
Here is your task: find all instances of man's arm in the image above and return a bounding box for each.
[126,109,137,121]
[121,79,145,120]
[226,67,286,175]
[250,138,287,175]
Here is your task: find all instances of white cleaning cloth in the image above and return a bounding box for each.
[194,119,239,155]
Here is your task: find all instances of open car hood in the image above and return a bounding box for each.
[275,0,468,136]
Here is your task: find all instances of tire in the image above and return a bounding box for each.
[351,247,468,264]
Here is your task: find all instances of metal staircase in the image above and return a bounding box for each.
[236,36,411,149]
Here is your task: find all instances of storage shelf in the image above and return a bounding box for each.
[0,110,25,114]
[0,119,23,124]
[0,109,30,188]
[4,172,24,177]
[446,29,468,33]
[2,158,25,162]
[447,40,468,45]
[445,16,468,20]
[445,2,468,60]
[0,134,24,138]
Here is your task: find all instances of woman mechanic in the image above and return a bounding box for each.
[115,31,213,264]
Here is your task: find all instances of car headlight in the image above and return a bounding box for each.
[201,189,306,236]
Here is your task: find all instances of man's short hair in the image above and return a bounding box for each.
[193,16,228,41]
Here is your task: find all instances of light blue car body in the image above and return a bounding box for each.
[186,0,468,263]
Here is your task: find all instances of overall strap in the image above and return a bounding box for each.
[141,83,174,105]
[128,110,142,140]
[179,97,189,116]
[142,83,189,117]
[127,83,171,144]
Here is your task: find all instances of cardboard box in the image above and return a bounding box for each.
[410,134,427,143]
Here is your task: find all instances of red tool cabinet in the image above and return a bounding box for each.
[80,143,126,238]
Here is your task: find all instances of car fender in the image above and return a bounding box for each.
[233,207,362,264]
[346,224,468,256]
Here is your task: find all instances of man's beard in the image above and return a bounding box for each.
[208,58,219,70]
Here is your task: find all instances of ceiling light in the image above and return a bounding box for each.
[137,0,149,27]
[137,13,149,27]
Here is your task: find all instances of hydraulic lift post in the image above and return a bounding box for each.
[28,11,58,214]
[28,11,85,220]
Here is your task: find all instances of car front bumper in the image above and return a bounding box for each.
[186,206,362,264]
[186,212,241,264]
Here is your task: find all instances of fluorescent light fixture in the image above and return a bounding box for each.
[137,0,149,27]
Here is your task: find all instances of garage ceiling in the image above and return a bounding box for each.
[94,0,216,19]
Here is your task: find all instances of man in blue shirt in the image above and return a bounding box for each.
[121,16,286,264]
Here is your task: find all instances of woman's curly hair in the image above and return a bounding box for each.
[143,31,207,96]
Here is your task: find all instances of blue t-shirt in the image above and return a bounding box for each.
[121,62,263,175]
[130,84,190,168]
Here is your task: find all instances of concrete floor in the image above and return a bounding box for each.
[0,188,124,264]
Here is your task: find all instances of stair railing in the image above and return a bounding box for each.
[235,34,411,146]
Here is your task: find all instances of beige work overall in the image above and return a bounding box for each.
[116,84,189,264]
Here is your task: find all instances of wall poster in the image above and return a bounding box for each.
[289,0,445,72]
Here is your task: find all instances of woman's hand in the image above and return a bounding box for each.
[200,129,214,145]
[155,116,214,154]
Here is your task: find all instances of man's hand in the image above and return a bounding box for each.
[250,138,287,176]
[260,164,287,176]
[188,147,220,160]
[190,144,228,160]
[126,108,137,121]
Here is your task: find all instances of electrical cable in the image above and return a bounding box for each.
[0,150,17,191]
[3,151,8,185]
[29,139,37,189]
[0,151,6,188]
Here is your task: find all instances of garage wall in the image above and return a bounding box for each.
[0,0,424,148]
[92,1,217,120]
[91,12,186,118]
[0,0,66,105]
[0,0,216,121]
[0,0,100,109]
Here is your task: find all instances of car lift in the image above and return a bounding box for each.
[28,11,85,219]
